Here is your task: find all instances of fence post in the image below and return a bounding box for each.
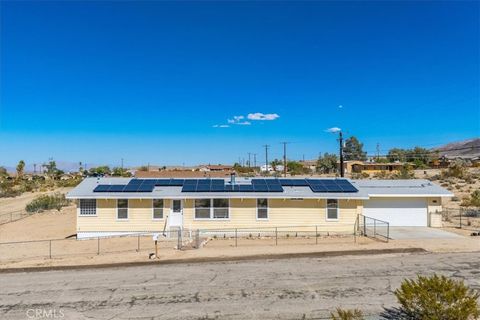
[177,229,182,250]
[459,208,462,229]
[137,235,140,252]
[196,229,200,249]
[374,219,376,237]
[97,237,100,255]
[315,226,318,244]
[235,228,237,247]
[363,215,366,236]
[275,227,278,246]
[387,224,389,243]
[49,240,52,259]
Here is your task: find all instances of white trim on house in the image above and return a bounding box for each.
[116,199,129,221]
[256,198,269,221]
[152,198,165,221]
[193,198,231,221]
[325,199,340,222]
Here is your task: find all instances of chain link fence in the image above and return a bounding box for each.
[0,210,31,225]
[355,214,389,242]
[442,208,480,231]
[0,230,199,263]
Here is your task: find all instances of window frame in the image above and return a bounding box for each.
[194,198,230,220]
[152,199,164,220]
[78,199,97,216]
[256,198,269,220]
[116,199,129,220]
[325,199,339,221]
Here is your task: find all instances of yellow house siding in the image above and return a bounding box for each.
[77,199,169,232]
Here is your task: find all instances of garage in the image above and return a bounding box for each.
[363,197,428,226]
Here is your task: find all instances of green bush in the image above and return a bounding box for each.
[330,308,364,320]
[394,274,479,320]
[25,193,71,213]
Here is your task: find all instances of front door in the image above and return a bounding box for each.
[169,199,183,228]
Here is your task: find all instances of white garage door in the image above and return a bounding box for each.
[363,198,428,226]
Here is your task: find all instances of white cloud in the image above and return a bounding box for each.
[338,105,343,109]
[247,113,280,121]
[227,115,251,125]
[213,124,230,128]
[325,127,341,133]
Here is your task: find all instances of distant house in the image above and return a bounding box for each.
[299,160,317,172]
[198,164,234,172]
[68,177,452,239]
[343,161,404,175]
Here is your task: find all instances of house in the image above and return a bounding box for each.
[198,164,234,172]
[67,177,452,239]
[299,160,317,172]
[343,161,405,175]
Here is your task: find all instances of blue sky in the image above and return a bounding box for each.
[1,1,479,168]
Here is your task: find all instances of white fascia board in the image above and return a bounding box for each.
[367,193,454,198]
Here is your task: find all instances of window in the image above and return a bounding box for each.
[153,199,163,219]
[117,199,129,220]
[195,199,211,219]
[257,198,268,220]
[213,199,229,219]
[79,199,96,216]
[326,199,338,221]
[195,199,229,219]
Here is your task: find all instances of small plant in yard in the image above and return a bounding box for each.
[392,274,479,320]
[330,308,364,320]
[25,193,70,213]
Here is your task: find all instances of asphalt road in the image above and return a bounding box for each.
[1,252,479,320]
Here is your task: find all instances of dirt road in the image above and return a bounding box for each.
[1,252,479,319]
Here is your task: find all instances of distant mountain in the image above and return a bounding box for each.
[432,138,480,159]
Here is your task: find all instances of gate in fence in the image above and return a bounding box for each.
[355,214,389,242]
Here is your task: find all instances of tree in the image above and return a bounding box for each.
[286,161,306,175]
[462,190,480,208]
[88,166,111,176]
[112,167,131,177]
[317,153,338,174]
[0,166,7,177]
[343,136,367,161]
[390,274,479,320]
[387,148,407,162]
[16,160,25,178]
[392,164,414,179]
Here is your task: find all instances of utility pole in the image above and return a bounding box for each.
[263,145,270,175]
[121,158,124,170]
[281,142,289,177]
[339,132,344,177]
[33,164,37,174]
[247,153,251,168]
[253,154,257,168]
[376,143,380,161]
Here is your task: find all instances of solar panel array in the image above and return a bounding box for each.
[93,178,358,193]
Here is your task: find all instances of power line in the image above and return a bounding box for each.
[263,145,270,176]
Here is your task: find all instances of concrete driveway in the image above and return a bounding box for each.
[388,227,463,239]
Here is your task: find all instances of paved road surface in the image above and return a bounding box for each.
[1,252,479,320]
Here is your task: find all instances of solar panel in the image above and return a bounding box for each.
[267,184,284,192]
[183,179,198,185]
[253,184,268,192]
[181,184,196,192]
[154,179,171,186]
[310,185,327,192]
[128,179,143,185]
[109,185,126,192]
[196,184,210,192]
[211,179,225,185]
[142,179,157,185]
[224,185,233,192]
[93,185,111,192]
[211,184,225,192]
[170,179,185,186]
[251,179,267,185]
[123,184,140,192]
[266,179,281,185]
[239,185,254,192]
[279,179,308,186]
[137,184,155,192]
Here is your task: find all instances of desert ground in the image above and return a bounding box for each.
[1,252,479,320]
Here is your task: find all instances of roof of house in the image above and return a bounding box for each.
[67,177,453,200]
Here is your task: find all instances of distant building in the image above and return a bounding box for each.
[198,164,234,172]
[343,161,404,175]
[135,170,232,178]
